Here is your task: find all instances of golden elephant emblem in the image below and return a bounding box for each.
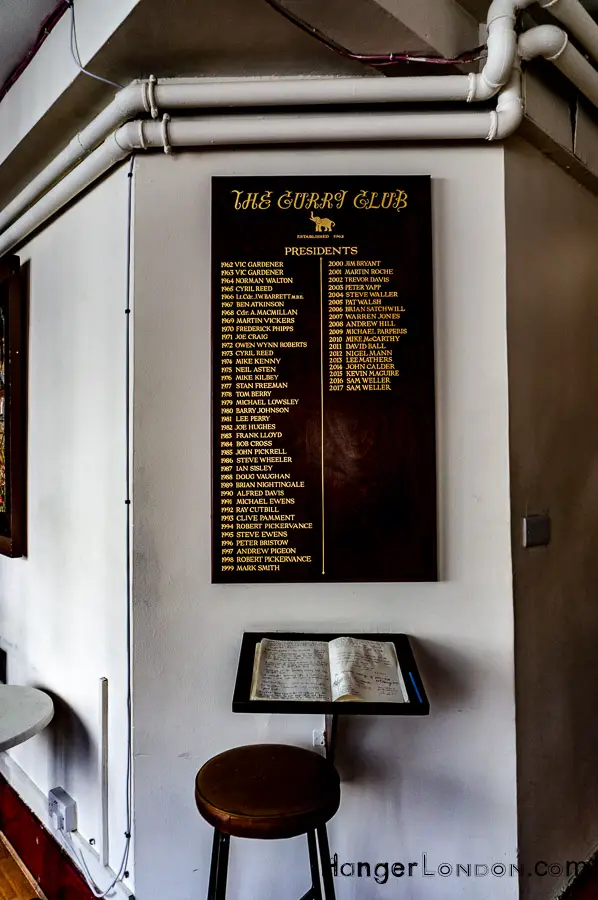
[310,212,335,232]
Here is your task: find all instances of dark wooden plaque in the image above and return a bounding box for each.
[212,176,436,583]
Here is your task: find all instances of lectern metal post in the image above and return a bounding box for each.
[324,714,338,765]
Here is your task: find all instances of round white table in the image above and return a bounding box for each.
[0,686,54,752]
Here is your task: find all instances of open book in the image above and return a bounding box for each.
[250,637,409,703]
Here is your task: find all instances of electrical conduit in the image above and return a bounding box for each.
[0,71,523,258]
[519,24,598,109]
[0,0,534,238]
[2,0,598,251]
[537,0,598,66]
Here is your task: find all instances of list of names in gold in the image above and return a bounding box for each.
[327,259,405,392]
[213,174,437,584]
[218,260,313,575]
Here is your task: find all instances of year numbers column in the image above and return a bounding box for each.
[220,261,235,572]
[327,261,344,391]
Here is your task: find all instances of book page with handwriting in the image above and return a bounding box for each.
[328,637,407,703]
[251,639,331,701]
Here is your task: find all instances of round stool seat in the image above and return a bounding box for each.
[195,744,340,840]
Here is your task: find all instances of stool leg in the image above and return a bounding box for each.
[316,826,336,900]
[307,830,323,900]
[207,830,230,900]
[207,829,221,900]
[214,832,230,900]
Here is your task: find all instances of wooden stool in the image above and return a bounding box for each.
[195,744,340,900]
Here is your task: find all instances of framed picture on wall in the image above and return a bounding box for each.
[0,256,27,558]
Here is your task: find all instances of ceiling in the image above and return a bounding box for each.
[0,0,434,94]
[0,0,59,85]
[1,0,598,93]
[443,0,598,23]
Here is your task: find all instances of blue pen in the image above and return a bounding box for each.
[409,671,423,703]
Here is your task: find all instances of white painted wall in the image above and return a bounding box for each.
[131,144,517,900]
[0,164,131,882]
[506,138,598,900]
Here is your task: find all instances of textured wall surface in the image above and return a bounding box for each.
[0,163,131,883]
[506,137,598,900]
[131,144,516,900]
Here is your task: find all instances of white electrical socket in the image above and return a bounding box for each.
[312,729,326,747]
[48,787,77,833]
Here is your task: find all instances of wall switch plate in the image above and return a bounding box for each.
[48,787,77,833]
[523,514,551,548]
[312,729,326,747]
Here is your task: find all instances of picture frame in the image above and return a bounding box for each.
[0,256,27,558]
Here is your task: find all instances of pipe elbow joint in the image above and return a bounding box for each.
[490,74,524,139]
[472,70,507,101]
[114,82,147,122]
[518,24,568,62]
[492,95,524,139]
[486,0,535,26]
[112,122,143,155]
[472,20,517,100]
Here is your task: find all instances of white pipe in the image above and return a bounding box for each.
[0,0,531,238]
[518,23,569,59]
[4,0,598,247]
[555,44,598,108]
[493,70,526,138]
[99,677,109,869]
[154,76,472,107]
[519,25,598,109]
[471,0,536,99]
[117,110,496,150]
[9,0,598,248]
[3,0,596,263]
[0,76,522,260]
[538,0,598,66]
[0,75,472,235]
[0,77,481,237]
[0,130,129,257]
[0,83,145,237]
